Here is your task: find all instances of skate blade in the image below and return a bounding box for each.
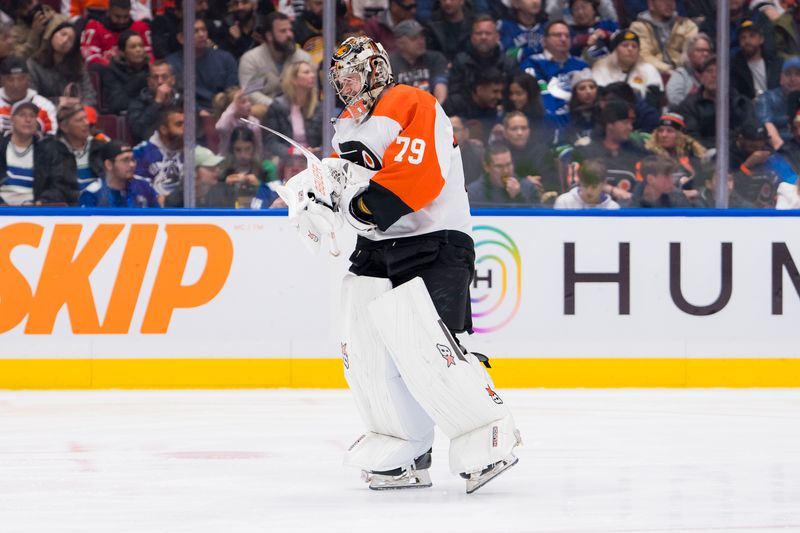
[366,469,432,490]
[465,456,519,494]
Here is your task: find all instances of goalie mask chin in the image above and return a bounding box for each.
[329,36,394,121]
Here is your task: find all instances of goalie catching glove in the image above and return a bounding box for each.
[275,157,377,255]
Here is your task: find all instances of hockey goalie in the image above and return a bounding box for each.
[272,35,521,494]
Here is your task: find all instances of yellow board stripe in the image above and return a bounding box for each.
[1,359,800,389]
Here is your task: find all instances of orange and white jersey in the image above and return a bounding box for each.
[331,84,471,241]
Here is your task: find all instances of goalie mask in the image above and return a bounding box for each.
[329,36,394,119]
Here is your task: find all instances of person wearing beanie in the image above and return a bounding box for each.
[644,111,707,188]
[570,97,649,204]
[591,29,663,100]
[629,0,698,74]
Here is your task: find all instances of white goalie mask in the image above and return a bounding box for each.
[328,36,394,119]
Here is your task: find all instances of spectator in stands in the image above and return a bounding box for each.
[644,112,706,188]
[165,145,234,208]
[563,70,599,142]
[213,86,262,156]
[520,20,591,129]
[293,0,327,65]
[592,30,663,101]
[150,0,222,60]
[731,18,782,101]
[572,99,648,201]
[57,103,106,194]
[0,56,57,135]
[450,115,484,185]
[263,60,321,157]
[568,0,618,62]
[27,22,97,107]
[449,15,520,104]
[221,0,260,60]
[774,109,800,179]
[444,67,504,142]
[554,158,620,208]
[630,155,696,207]
[101,29,149,114]
[729,122,781,207]
[425,0,474,62]
[505,72,546,129]
[239,12,311,118]
[700,0,775,58]
[755,56,800,149]
[416,0,489,21]
[10,0,67,60]
[66,0,152,21]
[775,179,800,209]
[80,140,159,207]
[389,19,449,104]
[80,0,152,68]
[133,104,184,198]
[167,18,238,113]
[219,126,267,207]
[467,141,541,206]
[697,167,753,208]
[665,32,712,107]
[600,80,659,132]
[677,55,755,149]
[0,101,77,206]
[128,60,181,143]
[546,0,618,25]
[502,111,560,201]
[774,0,800,59]
[363,0,417,52]
[628,0,698,74]
[498,0,548,55]
[0,21,13,63]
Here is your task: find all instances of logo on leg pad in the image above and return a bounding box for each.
[486,385,503,404]
[437,343,456,367]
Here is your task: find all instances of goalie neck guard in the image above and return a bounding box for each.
[328,36,394,121]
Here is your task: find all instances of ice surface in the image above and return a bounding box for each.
[1,389,799,533]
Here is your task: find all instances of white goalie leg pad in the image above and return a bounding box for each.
[367,277,521,475]
[340,274,435,472]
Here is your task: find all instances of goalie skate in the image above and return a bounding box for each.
[361,449,433,490]
[362,468,432,490]
[461,454,519,494]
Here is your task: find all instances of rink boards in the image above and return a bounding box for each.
[1,208,800,389]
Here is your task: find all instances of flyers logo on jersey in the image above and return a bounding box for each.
[0,223,233,335]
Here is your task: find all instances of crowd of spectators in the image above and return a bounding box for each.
[1,0,800,210]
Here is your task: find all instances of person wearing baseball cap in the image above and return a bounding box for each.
[164,145,228,208]
[0,98,78,206]
[389,19,449,104]
[754,55,800,149]
[0,56,58,135]
[80,139,159,207]
[731,17,782,100]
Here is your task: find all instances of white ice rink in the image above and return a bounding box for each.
[1,389,799,533]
